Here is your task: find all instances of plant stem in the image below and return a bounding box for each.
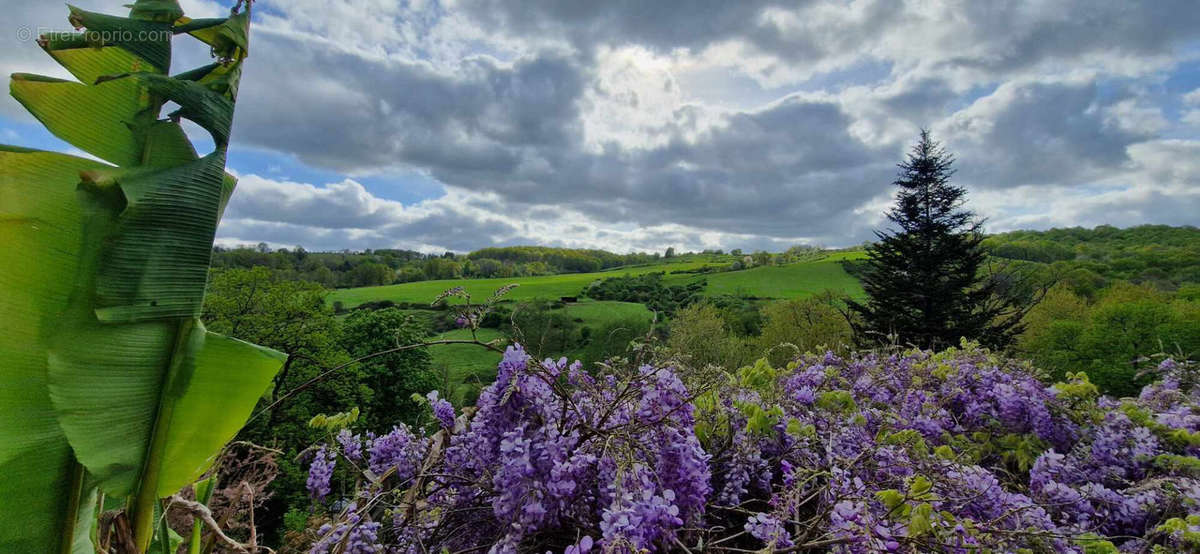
[131,318,195,552]
[60,458,86,554]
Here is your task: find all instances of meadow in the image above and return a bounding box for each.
[330,253,865,308]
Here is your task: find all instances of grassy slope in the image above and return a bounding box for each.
[675,260,866,300]
[340,252,864,402]
[329,257,727,308]
[331,253,866,308]
[425,300,652,403]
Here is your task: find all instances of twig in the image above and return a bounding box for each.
[166,494,259,554]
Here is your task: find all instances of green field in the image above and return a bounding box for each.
[333,253,865,403]
[330,253,863,308]
[425,300,653,402]
[329,256,728,308]
[674,260,865,299]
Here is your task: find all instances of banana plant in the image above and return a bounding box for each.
[0,1,284,551]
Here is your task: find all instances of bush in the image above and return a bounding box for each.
[299,345,1200,553]
[667,303,754,370]
[756,294,853,367]
[583,273,705,316]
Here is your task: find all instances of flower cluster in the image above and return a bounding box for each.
[303,343,1199,553]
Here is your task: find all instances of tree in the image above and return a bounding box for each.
[338,308,437,429]
[667,303,753,370]
[848,130,1023,349]
[203,267,364,542]
[757,294,853,367]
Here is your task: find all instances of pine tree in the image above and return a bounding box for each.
[848,130,1023,349]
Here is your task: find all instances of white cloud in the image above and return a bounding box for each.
[4,0,1198,252]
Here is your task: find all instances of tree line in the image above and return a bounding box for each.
[210,244,672,288]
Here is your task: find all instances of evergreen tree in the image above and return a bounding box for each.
[848,130,1023,349]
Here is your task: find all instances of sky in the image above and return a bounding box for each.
[2,0,1199,253]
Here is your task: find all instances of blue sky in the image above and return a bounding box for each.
[2,0,1199,253]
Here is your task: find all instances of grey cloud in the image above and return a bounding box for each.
[156,1,1200,250]
[232,31,586,173]
[939,80,1157,188]
[462,0,1200,82]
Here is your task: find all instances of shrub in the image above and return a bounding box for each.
[297,344,1200,552]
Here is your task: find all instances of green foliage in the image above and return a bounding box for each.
[583,272,706,316]
[0,2,281,551]
[816,390,858,413]
[1017,281,1200,397]
[508,300,583,359]
[667,303,755,370]
[308,408,360,432]
[756,293,853,366]
[338,308,437,429]
[202,266,361,543]
[985,224,1200,286]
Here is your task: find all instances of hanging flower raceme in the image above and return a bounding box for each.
[302,344,1200,553]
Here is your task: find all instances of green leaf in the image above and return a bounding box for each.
[156,329,285,495]
[178,11,250,59]
[128,0,185,23]
[133,73,235,146]
[40,33,155,85]
[68,5,173,73]
[909,502,934,537]
[4,4,266,551]
[907,475,933,499]
[0,149,107,552]
[90,152,226,322]
[875,489,905,512]
[9,73,150,167]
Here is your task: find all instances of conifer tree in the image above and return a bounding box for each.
[848,130,1023,349]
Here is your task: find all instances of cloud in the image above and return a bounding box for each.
[935,78,1162,187]
[217,173,823,253]
[3,0,1198,252]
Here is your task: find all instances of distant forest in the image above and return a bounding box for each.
[212,224,1200,290]
[982,224,1200,287]
[210,245,672,288]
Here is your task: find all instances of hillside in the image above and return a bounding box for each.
[329,253,865,309]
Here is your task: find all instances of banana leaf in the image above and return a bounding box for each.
[1,2,280,551]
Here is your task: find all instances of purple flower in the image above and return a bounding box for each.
[367,425,426,482]
[745,513,793,548]
[337,429,363,462]
[427,390,455,429]
[307,446,335,501]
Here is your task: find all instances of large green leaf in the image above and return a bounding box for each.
[135,73,235,147]
[5,3,270,551]
[92,152,226,322]
[47,146,283,498]
[9,73,150,167]
[157,328,285,495]
[177,11,250,59]
[0,148,105,552]
[67,5,173,74]
[40,33,155,86]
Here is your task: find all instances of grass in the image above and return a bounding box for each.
[329,256,730,308]
[671,260,865,300]
[560,299,653,324]
[426,327,504,403]
[332,255,864,309]
[338,253,864,400]
[423,300,653,403]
